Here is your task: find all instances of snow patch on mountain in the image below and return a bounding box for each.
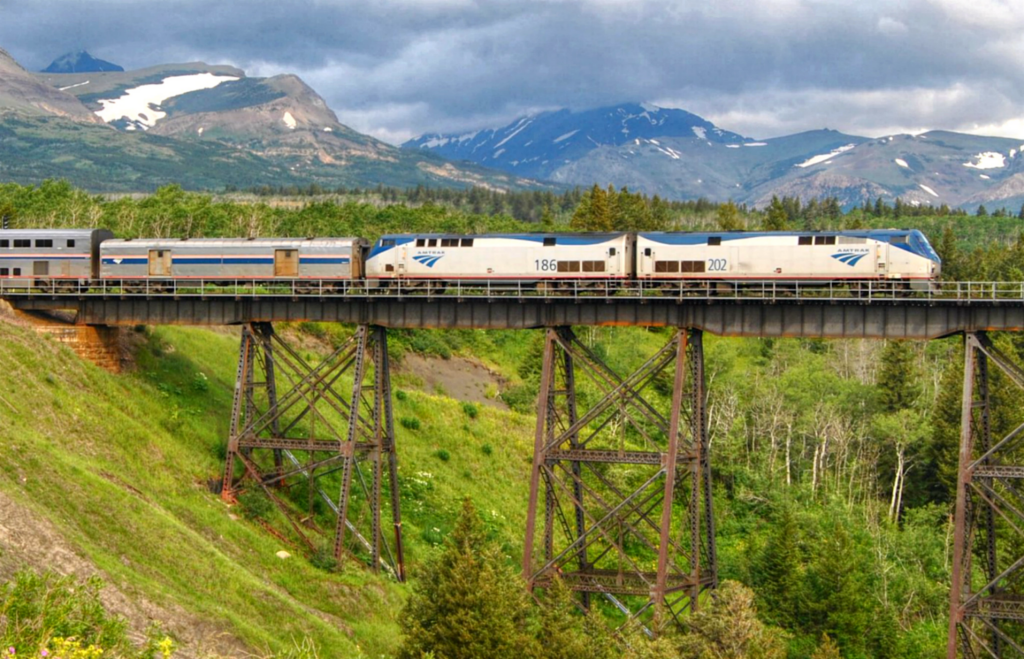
[95,73,240,129]
[553,130,579,143]
[920,184,939,197]
[282,111,297,129]
[795,144,856,168]
[895,158,909,168]
[963,152,1006,169]
[495,118,532,148]
[692,126,706,140]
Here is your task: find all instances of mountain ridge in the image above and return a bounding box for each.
[406,104,1024,209]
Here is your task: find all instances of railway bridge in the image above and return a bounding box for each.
[4,278,1024,658]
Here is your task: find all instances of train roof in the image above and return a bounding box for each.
[376,232,628,240]
[102,237,365,246]
[0,228,113,237]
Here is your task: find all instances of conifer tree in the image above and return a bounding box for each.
[877,340,921,413]
[534,577,618,659]
[764,196,789,230]
[398,499,535,659]
[674,581,788,658]
[753,508,803,628]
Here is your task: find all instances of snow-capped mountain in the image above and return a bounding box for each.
[4,51,536,192]
[42,51,123,74]
[405,103,749,181]
[408,104,1024,210]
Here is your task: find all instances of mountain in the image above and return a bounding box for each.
[42,50,124,73]
[405,103,750,181]
[0,50,538,192]
[0,48,103,123]
[407,103,1024,210]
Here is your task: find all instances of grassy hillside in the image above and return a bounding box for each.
[0,320,541,657]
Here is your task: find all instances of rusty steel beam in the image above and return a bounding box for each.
[11,295,1024,339]
[523,327,716,630]
[220,322,404,580]
[949,332,1024,657]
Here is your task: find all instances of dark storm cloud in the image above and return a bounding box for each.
[2,0,1023,142]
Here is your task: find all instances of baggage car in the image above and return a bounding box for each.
[100,237,367,283]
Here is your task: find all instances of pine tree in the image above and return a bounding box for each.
[753,508,804,628]
[810,634,841,659]
[877,340,921,412]
[534,577,618,659]
[764,196,788,230]
[977,204,989,217]
[570,184,613,231]
[398,499,535,659]
[674,581,789,659]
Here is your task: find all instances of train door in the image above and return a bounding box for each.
[875,242,888,278]
[274,249,299,277]
[640,245,654,277]
[607,244,620,275]
[148,250,171,277]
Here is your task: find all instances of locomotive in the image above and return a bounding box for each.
[0,228,941,291]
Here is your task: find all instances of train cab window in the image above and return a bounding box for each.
[889,235,908,245]
[381,239,396,247]
[814,236,836,245]
[0,268,8,276]
[0,240,8,248]
[544,237,556,247]
[461,238,474,247]
[441,238,458,247]
[67,240,76,248]
[427,239,437,247]
[12,268,20,276]
[798,236,813,245]
[35,239,53,248]
[415,239,426,247]
[13,239,29,248]
[708,237,722,246]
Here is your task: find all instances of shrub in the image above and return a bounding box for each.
[434,449,451,462]
[395,389,408,401]
[400,417,421,431]
[238,489,273,521]
[461,402,479,419]
[481,443,493,456]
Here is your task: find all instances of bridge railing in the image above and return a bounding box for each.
[2,279,1024,303]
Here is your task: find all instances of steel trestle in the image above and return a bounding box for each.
[523,327,717,628]
[949,332,1024,657]
[220,322,404,580]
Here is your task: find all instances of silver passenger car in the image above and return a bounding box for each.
[100,238,367,281]
[0,229,113,288]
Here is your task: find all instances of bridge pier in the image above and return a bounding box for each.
[523,327,717,628]
[949,332,1024,658]
[220,323,404,580]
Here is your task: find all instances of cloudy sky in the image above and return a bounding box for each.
[2,0,1023,144]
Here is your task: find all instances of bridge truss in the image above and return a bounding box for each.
[949,333,1024,657]
[523,327,717,627]
[220,322,405,580]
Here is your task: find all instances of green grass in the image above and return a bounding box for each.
[0,322,538,656]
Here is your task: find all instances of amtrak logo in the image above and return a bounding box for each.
[413,254,444,268]
[831,252,868,267]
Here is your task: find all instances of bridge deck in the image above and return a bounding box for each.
[4,279,1024,339]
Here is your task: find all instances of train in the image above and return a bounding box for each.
[0,228,941,291]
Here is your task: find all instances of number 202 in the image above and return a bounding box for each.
[535,259,557,271]
[707,258,727,272]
